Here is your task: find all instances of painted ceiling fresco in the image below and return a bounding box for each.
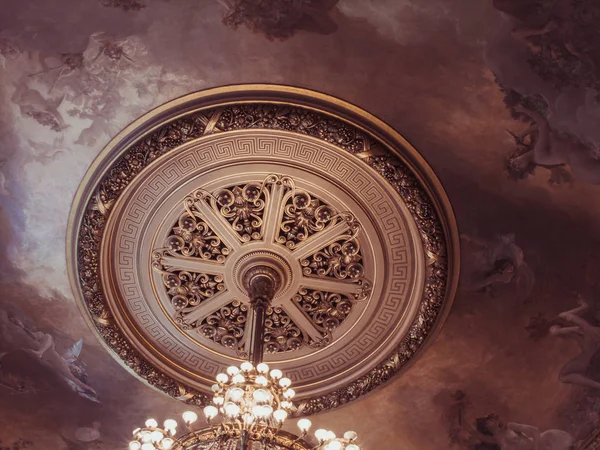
[1,0,600,448]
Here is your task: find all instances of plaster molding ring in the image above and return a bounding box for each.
[66,84,460,415]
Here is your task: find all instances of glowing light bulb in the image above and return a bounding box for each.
[161,438,175,450]
[129,442,142,450]
[216,373,229,383]
[279,378,291,388]
[232,374,246,384]
[150,431,164,442]
[325,441,342,450]
[252,388,271,403]
[228,387,244,402]
[283,388,295,399]
[141,444,155,450]
[141,431,153,443]
[315,429,329,442]
[255,375,268,386]
[145,419,158,428]
[281,401,293,409]
[252,405,273,418]
[251,405,262,417]
[273,409,287,422]
[344,431,358,441]
[203,405,218,420]
[132,428,141,436]
[269,369,283,379]
[243,413,255,426]
[240,362,253,372]
[227,365,240,376]
[213,396,225,405]
[297,418,312,432]
[346,445,360,450]
[211,384,222,393]
[256,363,269,373]
[163,419,177,430]
[182,410,198,424]
[224,402,240,417]
[327,431,337,440]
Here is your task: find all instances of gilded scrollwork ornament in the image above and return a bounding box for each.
[160,204,230,262]
[213,182,266,242]
[215,104,378,155]
[293,288,353,332]
[261,173,295,190]
[277,190,337,249]
[301,237,364,280]
[196,301,248,349]
[264,307,306,353]
[158,270,225,313]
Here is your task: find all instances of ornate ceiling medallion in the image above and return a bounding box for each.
[67,85,459,415]
[150,174,369,356]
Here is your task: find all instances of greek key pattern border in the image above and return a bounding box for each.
[111,133,412,384]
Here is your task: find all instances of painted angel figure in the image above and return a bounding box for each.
[218,0,339,41]
[460,234,534,299]
[550,298,600,390]
[11,83,67,132]
[0,308,99,402]
[506,106,600,185]
[475,414,574,450]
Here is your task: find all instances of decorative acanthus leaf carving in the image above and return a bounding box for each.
[213,182,266,242]
[301,237,363,280]
[276,190,337,249]
[159,204,230,262]
[196,301,248,349]
[264,307,307,353]
[157,270,225,313]
[293,288,353,332]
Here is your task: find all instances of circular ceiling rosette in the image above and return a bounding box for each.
[67,85,459,415]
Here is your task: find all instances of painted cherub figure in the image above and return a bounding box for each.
[550,298,600,390]
[475,414,574,450]
[0,309,99,402]
[460,234,534,300]
[218,0,339,41]
[506,106,600,185]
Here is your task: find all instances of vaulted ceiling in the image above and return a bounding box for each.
[1,1,600,449]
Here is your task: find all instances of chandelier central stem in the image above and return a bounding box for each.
[244,265,280,367]
[240,430,249,450]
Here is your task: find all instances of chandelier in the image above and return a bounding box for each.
[128,239,361,450]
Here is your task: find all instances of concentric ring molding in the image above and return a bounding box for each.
[66,84,460,415]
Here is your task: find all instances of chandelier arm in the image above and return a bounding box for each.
[290,431,308,448]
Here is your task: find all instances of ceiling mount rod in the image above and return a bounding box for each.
[244,265,279,366]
